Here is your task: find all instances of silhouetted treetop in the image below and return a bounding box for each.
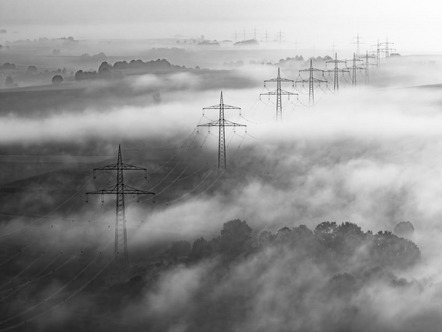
[189,220,420,271]
[0,62,16,70]
[51,75,63,84]
[394,221,414,238]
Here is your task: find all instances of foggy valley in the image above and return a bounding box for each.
[2,1,442,331]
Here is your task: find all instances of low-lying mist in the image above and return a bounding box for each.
[2,54,442,331]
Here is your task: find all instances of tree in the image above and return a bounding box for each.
[393,221,414,238]
[370,231,420,269]
[168,241,191,260]
[258,230,275,245]
[334,222,366,255]
[189,237,212,261]
[26,65,37,74]
[52,75,63,84]
[1,63,16,70]
[5,76,14,87]
[219,219,252,257]
[314,221,338,246]
[98,61,112,79]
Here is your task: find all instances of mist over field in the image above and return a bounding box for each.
[2,2,442,330]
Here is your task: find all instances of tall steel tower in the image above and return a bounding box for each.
[260,67,297,120]
[376,40,382,67]
[325,53,348,91]
[296,59,326,106]
[380,37,395,58]
[353,33,363,56]
[86,145,155,267]
[197,92,246,174]
[363,50,376,84]
[347,53,364,86]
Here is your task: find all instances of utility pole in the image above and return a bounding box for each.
[296,59,327,106]
[86,145,155,267]
[325,53,348,91]
[346,53,364,86]
[362,50,376,84]
[260,67,297,120]
[278,30,283,44]
[197,92,246,174]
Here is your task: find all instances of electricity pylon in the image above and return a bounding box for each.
[278,30,283,44]
[86,145,155,267]
[260,67,297,121]
[325,53,348,91]
[346,53,364,86]
[362,50,376,84]
[374,40,382,67]
[197,92,246,174]
[380,37,395,58]
[296,59,327,106]
[353,33,363,56]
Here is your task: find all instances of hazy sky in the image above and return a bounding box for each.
[1,0,442,53]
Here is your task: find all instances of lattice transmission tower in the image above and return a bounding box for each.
[296,59,327,106]
[197,92,246,174]
[325,53,349,91]
[86,145,155,267]
[380,37,395,58]
[347,53,364,86]
[362,50,376,84]
[260,67,297,121]
[353,33,364,57]
[373,40,382,67]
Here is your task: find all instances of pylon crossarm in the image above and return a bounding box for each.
[260,90,279,95]
[299,68,324,73]
[93,164,119,171]
[198,120,246,128]
[222,120,247,127]
[94,163,146,171]
[260,90,297,96]
[198,120,221,127]
[86,185,118,195]
[120,163,147,171]
[203,104,240,110]
[326,59,346,64]
[121,184,155,195]
[296,78,325,84]
[264,77,294,83]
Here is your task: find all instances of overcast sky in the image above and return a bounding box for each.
[1,0,441,53]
